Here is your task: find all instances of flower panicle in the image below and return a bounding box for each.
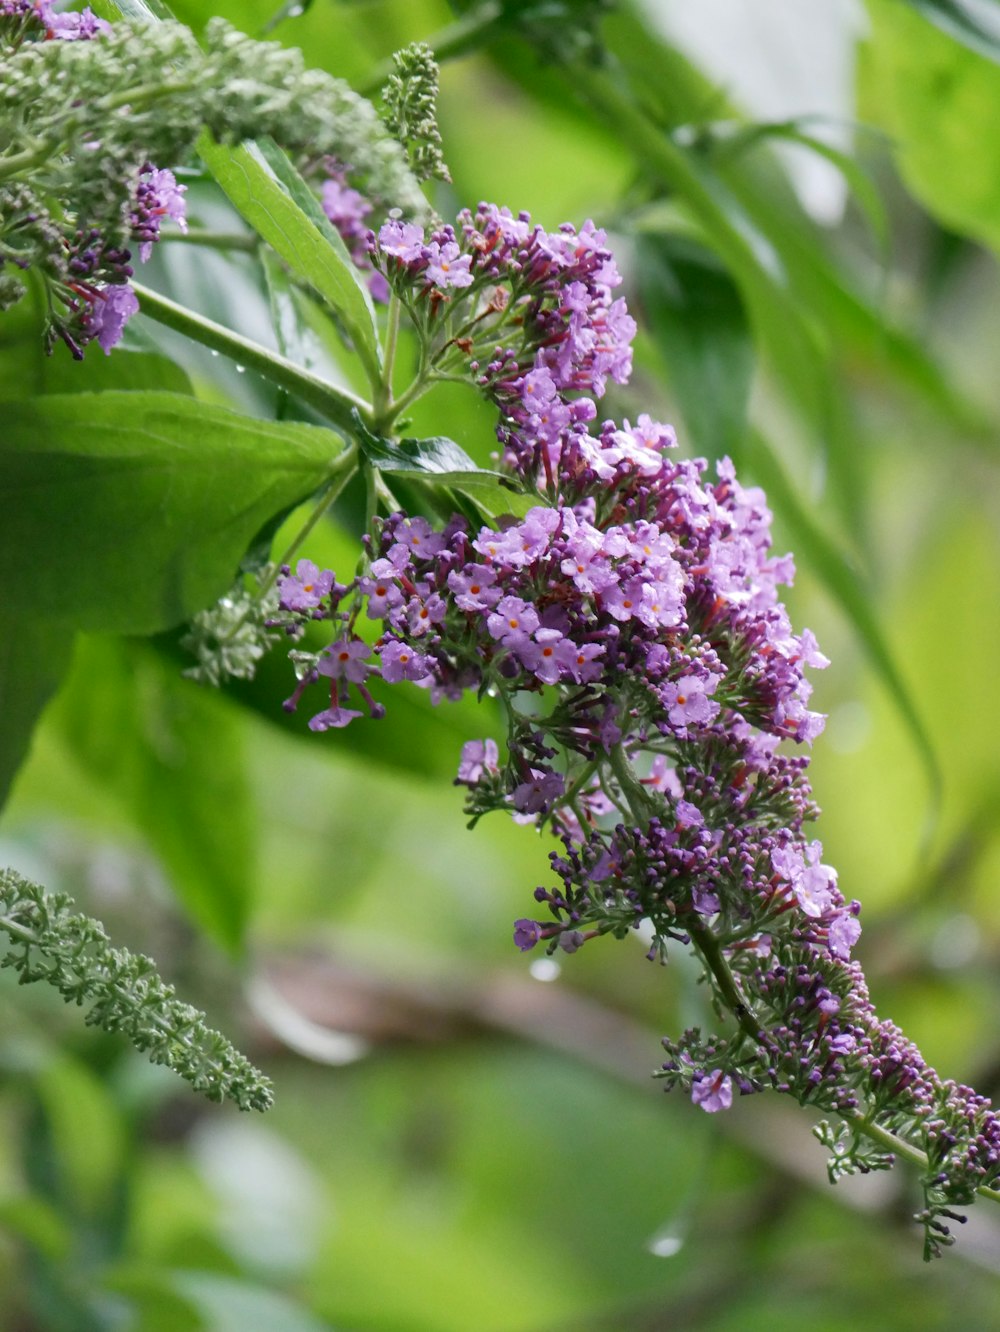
[0,867,273,1113]
[380,41,451,184]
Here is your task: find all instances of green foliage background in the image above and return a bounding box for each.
[4,0,1000,1325]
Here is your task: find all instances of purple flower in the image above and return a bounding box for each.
[378,220,425,262]
[448,564,501,613]
[424,240,473,289]
[691,1070,733,1113]
[487,596,540,650]
[513,919,542,952]
[87,284,139,354]
[131,165,188,262]
[278,559,334,611]
[512,768,565,814]
[308,705,362,731]
[456,738,500,785]
[378,638,431,683]
[771,840,836,919]
[660,674,721,732]
[317,637,371,684]
[43,5,110,38]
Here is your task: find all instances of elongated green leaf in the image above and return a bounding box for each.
[713,120,890,261]
[903,0,1000,64]
[635,234,754,462]
[745,429,940,800]
[49,637,257,953]
[0,391,347,634]
[865,0,1000,255]
[198,134,382,387]
[0,615,75,814]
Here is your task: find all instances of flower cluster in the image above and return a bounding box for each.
[267,197,1000,1253]
[0,14,188,355]
[1,14,427,354]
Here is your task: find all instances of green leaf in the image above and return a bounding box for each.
[0,390,347,635]
[865,0,1000,255]
[903,0,1000,64]
[634,234,754,462]
[0,615,75,815]
[712,119,890,262]
[49,637,257,954]
[34,1054,126,1215]
[354,416,533,517]
[745,428,940,802]
[197,134,382,387]
[171,1272,332,1332]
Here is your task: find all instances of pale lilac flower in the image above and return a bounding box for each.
[487,596,540,649]
[661,674,721,732]
[424,240,473,289]
[513,768,565,814]
[691,1070,733,1113]
[378,220,425,261]
[278,559,334,611]
[456,738,500,784]
[89,284,139,353]
[308,705,362,731]
[318,637,371,684]
[378,638,431,683]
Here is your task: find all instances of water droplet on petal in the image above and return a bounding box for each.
[210,349,219,357]
[235,364,246,374]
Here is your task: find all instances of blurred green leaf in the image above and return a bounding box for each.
[745,428,940,801]
[50,637,257,953]
[903,0,1000,64]
[0,616,74,815]
[634,233,754,461]
[198,135,382,387]
[712,119,890,261]
[0,391,345,634]
[0,1196,72,1263]
[171,1271,333,1332]
[865,0,1000,256]
[34,1055,126,1215]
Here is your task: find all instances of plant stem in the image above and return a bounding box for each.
[131,280,374,433]
[264,447,359,595]
[373,293,402,423]
[159,229,259,252]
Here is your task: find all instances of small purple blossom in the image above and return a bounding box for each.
[691,1070,733,1113]
[308,705,362,731]
[317,637,372,684]
[512,768,565,814]
[378,638,431,683]
[514,919,542,952]
[87,283,139,354]
[456,738,500,785]
[278,559,334,611]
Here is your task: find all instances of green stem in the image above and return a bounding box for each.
[265,448,358,595]
[608,742,657,819]
[131,280,374,433]
[0,915,37,947]
[843,1112,1000,1205]
[373,293,402,423]
[159,230,259,253]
